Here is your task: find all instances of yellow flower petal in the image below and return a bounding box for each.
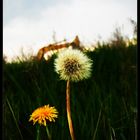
[29,105,58,126]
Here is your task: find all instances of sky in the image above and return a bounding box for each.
[3,0,137,62]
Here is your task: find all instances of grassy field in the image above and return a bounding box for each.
[3,43,137,140]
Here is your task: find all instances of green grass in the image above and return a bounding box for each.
[3,44,137,140]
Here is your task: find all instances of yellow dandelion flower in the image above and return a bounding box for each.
[29,105,58,126]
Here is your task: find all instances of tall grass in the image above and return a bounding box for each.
[3,44,137,140]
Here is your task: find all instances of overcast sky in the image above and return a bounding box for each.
[3,0,137,62]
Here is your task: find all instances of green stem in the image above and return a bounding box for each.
[46,125,51,140]
[36,125,40,140]
[66,80,75,140]
[6,98,24,140]
[92,109,102,140]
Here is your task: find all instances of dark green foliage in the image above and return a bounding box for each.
[3,44,137,140]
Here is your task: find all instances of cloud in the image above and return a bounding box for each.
[3,0,137,62]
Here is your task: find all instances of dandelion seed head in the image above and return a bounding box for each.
[54,49,92,82]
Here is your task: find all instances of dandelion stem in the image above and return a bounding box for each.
[66,80,75,140]
[46,125,51,140]
[36,125,40,140]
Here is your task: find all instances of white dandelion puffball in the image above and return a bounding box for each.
[54,48,92,82]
